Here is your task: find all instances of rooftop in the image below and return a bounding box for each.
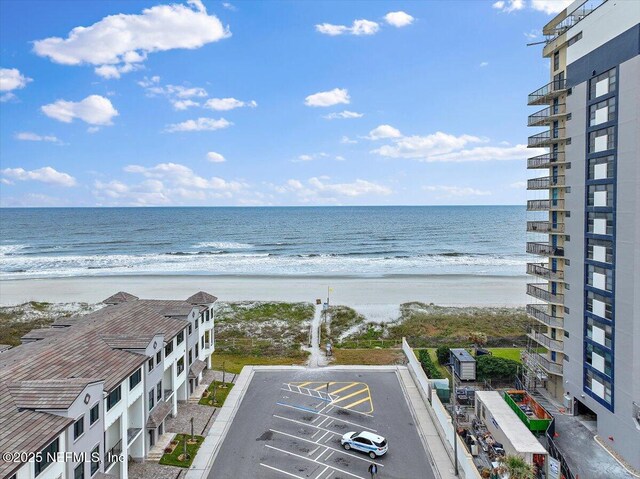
[450,348,475,362]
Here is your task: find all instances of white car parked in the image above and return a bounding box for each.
[341,431,388,459]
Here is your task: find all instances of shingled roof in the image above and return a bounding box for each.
[186,291,218,305]
[103,291,139,305]
[189,359,206,379]
[21,328,64,341]
[7,378,102,410]
[146,399,172,428]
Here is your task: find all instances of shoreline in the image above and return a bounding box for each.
[0,274,529,307]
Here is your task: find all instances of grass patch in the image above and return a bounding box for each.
[158,434,204,468]
[28,301,51,312]
[212,352,307,374]
[199,381,234,407]
[215,301,314,355]
[487,348,523,363]
[332,348,405,366]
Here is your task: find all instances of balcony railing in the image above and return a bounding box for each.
[528,79,567,105]
[528,175,565,190]
[527,304,564,328]
[527,262,565,280]
[544,0,607,42]
[528,128,567,147]
[104,439,122,472]
[527,199,565,211]
[527,283,564,304]
[524,351,563,376]
[527,221,565,233]
[528,104,567,126]
[527,242,564,257]
[528,330,564,352]
[527,151,566,169]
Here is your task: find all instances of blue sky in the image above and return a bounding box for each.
[0,0,570,207]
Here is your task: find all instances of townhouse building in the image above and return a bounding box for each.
[0,291,216,479]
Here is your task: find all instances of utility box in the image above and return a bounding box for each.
[450,348,477,381]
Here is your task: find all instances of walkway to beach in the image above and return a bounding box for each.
[306,303,328,368]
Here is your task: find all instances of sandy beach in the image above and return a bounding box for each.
[0,274,529,307]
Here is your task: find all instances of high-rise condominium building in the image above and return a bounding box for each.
[525,0,640,470]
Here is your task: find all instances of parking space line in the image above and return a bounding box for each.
[331,388,368,405]
[315,448,327,461]
[274,404,377,432]
[314,465,330,479]
[313,382,336,391]
[269,429,384,467]
[273,414,341,437]
[265,444,366,479]
[316,431,329,443]
[343,396,372,411]
[308,445,321,457]
[260,463,306,479]
[330,382,361,395]
[281,384,336,402]
[325,451,335,460]
[311,430,321,439]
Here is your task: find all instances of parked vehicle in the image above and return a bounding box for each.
[341,431,388,458]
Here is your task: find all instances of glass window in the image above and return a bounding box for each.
[586,343,613,376]
[90,403,99,425]
[106,386,121,411]
[35,438,59,477]
[589,127,615,153]
[587,290,613,320]
[165,340,174,357]
[589,68,616,99]
[177,331,184,345]
[177,357,185,375]
[157,381,162,402]
[73,415,84,440]
[74,463,84,479]
[587,212,613,236]
[188,324,193,335]
[129,368,142,390]
[586,369,612,403]
[91,445,100,475]
[188,349,193,365]
[587,183,614,207]
[553,51,560,71]
[587,264,613,292]
[587,317,612,348]
[589,97,616,126]
[587,238,613,263]
[148,357,154,372]
[588,155,614,180]
[149,389,155,411]
[156,350,162,365]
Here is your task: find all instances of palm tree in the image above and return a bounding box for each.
[498,454,536,479]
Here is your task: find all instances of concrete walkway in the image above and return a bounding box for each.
[398,367,457,479]
[306,304,328,368]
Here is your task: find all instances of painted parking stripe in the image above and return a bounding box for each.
[329,382,361,396]
[260,463,306,479]
[330,387,368,405]
[343,396,372,411]
[269,429,384,467]
[273,414,342,436]
[313,382,336,391]
[315,465,330,479]
[265,444,366,479]
[274,404,377,432]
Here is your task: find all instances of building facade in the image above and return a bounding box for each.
[0,291,216,479]
[525,0,640,470]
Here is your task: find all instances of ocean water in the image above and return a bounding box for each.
[0,206,531,278]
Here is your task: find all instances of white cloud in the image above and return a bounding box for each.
[423,185,492,197]
[0,68,32,91]
[15,132,61,143]
[165,117,232,132]
[204,97,257,111]
[1,166,76,187]
[323,110,363,120]
[480,61,489,67]
[94,162,246,205]
[305,88,350,107]
[33,1,230,78]
[531,0,572,14]
[524,29,540,40]
[275,176,391,201]
[370,126,546,162]
[207,151,226,163]
[384,11,414,28]
[315,19,379,36]
[341,135,358,144]
[366,124,402,140]
[222,2,236,11]
[173,99,200,110]
[41,95,118,126]
[492,0,524,12]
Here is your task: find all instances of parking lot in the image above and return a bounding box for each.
[209,369,435,479]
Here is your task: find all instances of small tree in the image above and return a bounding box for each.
[498,455,535,479]
[476,355,520,382]
[436,345,453,365]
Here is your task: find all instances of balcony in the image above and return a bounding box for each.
[527,221,565,234]
[528,330,564,352]
[527,199,565,211]
[528,175,565,190]
[164,388,175,400]
[527,151,566,169]
[528,79,567,105]
[127,427,142,444]
[104,439,122,472]
[526,242,564,257]
[527,283,564,304]
[528,104,567,126]
[527,262,565,281]
[528,128,567,148]
[523,351,563,376]
[527,304,564,328]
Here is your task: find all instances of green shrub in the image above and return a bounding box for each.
[476,355,520,381]
[436,345,453,365]
[418,349,443,379]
